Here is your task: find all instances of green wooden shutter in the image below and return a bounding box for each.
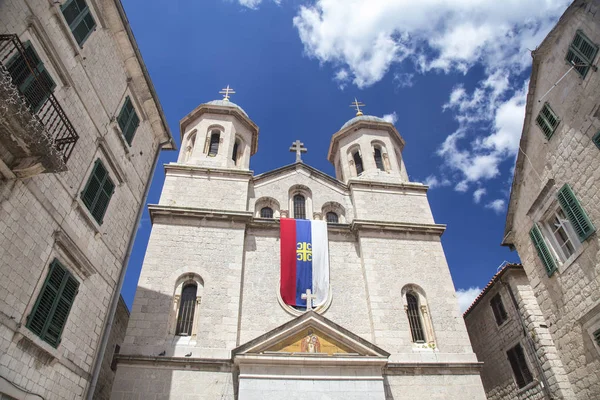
[594,329,600,347]
[117,97,139,145]
[536,103,560,140]
[529,224,557,276]
[81,159,114,224]
[557,184,596,242]
[593,131,600,150]
[566,31,598,78]
[27,259,79,348]
[61,0,97,46]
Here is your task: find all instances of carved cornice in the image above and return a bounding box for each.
[116,355,232,371]
[351,220,446,236]
[148,205,253,224]
[164,163,254,180]
[348,180,428,193]
[53,229,96,278]
[385,362,483,375]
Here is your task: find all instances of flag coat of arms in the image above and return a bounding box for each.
[280,218,330,307]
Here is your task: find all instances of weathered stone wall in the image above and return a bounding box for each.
[384,373,487,400]
[0,1,170,398]
[507,1,600,398]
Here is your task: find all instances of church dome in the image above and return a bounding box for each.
[341,115,388,130]
[205,99,249,117]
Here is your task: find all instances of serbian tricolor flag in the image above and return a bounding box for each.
[280,218,330,307]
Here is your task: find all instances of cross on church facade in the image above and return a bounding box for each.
[219,85,235,101]
[289,140,307,162]
[301,289,317,311]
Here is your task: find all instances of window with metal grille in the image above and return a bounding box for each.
[293,194,306,219]
[374,147,384,171]
[507,344,533,388]
[406,292,425,342]
[566,30,598,78]
[536,103,560,140]
[353,151,364,175]
[232,140,240,163]
[6,41,56,112]
[593,131,600,150]
[260,207,273,218]
[81,159,115,225]
[117,97,139,145]
[176,283,197,336]
[326,212,338,223]
[26,259,79,348]
[208,131,220,156]
[490,293,508,325]
[61,0,96,46]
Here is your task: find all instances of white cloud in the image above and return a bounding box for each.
[393,72,414,88]
[292,0,568,88]
[473,188,487,204]
[423,175,450,189]
[381,112,398,125]
[486,199,506,213]
[237,0,280,8]
[456,287,482,313]
[334,69,350,89]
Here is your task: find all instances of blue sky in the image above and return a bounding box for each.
[120,0,571,312]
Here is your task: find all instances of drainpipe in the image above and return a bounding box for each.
[502,279,553,399]
[85,138,171,399]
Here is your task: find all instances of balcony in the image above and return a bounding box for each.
[0,34,79,178]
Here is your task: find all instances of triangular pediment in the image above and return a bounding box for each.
[233,311,389,358]
[253,162,348,193]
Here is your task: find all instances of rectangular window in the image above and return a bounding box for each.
[507,344,534,389]
[117,97,140,145]
[81,159,115,225]
[6,41,56,112]
[529,224,558,276]
[536,103,560,140]
[593,131,600,150]
[61,0,96,46]
[490,293,508,325]
[566,30,598,78]
[594,329,600,348]
[26,259,79,348]
[557,184,596,242]
[545,208,578,260]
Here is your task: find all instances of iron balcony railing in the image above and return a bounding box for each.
[0,34,78,163]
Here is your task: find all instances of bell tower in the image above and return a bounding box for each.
[328,99,408,183]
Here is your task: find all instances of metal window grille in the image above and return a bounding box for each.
[490,293,508,325]
[293,194,306,219]
[61,0,97,46]
[208,132,220,156]
[353,151,364,175]
[374,148,384,171]
[566,31,598,78]
[406,293,425,342]
[326,212,338,223]
[81,159,115,225]
[260,207,273,218]
[26,259,79,348]
[176,284,197,336]
[536,103,560,140]
[507,344,533,388]
[117,97,139,145]
[232,140,239,163]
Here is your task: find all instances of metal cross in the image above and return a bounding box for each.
[301,289,317,311]
[289,140,307,163]
[219,85,236,101]
[350,97,365,116]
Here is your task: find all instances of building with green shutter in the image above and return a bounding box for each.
[502,0,600,398]
[0,0,174,399]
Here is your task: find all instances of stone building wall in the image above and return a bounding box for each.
[93,296,130,400]
[504,1,600,398]
[0,0,172,398]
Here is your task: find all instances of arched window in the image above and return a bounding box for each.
[326,212,338,223]
[353,151,364,175]
[232,139,240,164]
[176,283,197,336]
[406,292,425,342]
[208,131,220,156]
[261,207,273,218]
[293,194,306,219]
[374,147,384,171]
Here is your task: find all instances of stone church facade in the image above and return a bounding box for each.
[112,97,486,399]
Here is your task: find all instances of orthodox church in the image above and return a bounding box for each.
[111,90,487,399]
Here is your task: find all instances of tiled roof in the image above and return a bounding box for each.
[462,263,523,318]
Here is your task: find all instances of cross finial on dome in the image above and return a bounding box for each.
[350,98,365,116]
[219,85,236,102]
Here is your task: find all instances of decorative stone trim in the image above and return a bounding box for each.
[385,362,484,375]
[164,163,253,180]
[53,230,96,279]
[96,137,126,185]
[148,205,253,224]
[351,220,446,236]
[116,355,233,371]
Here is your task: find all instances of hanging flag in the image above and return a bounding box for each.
[280,218,329,308]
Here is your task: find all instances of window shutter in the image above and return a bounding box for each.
[566,31,598,78]
[81,160,114,225]
[26,260,79,348]
[557,184,596,242]
[594,329,600,347]
[118,97,139,145]
[61,0,97,46]
[529,224,557,276]
[536,103,559,140]
[593,131,600,150]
